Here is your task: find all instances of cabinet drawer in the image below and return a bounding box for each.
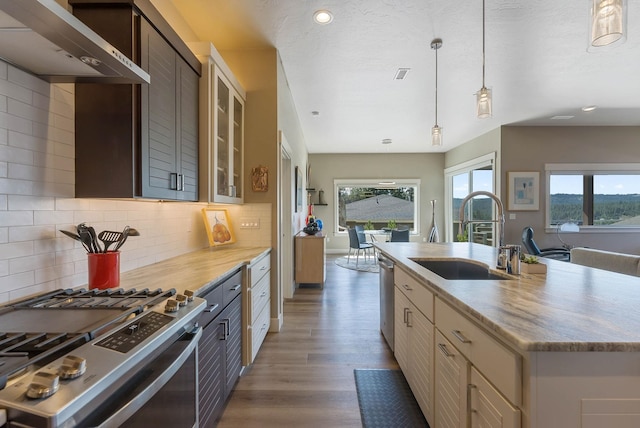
[470,367,521,428]
[198,282,223,327]
[395,266,434,322]
[249,254,270,286]
[250,273,270,324]
[436,297,521,405]
[251,303,270,362]
[221,269,243,307]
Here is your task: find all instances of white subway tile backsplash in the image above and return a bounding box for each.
[10,252,55,275]
[9,225,55,243]
[0,210,33,227]
[9,131,47,153]
[0,144,34,165]
[0,177,33,195]
[0,162,6,178]
[8,195,55,211]
[0,79,33,105]
[0,270,34,294]
[8,66,49,97]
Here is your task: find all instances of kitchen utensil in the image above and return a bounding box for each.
[113,226,141,251]
[88,226,101,253]
[113,226,130,251]
[78,227,95,254]
[98,230,124,253]
[60,230,91,252]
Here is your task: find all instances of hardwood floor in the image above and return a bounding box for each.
[217,254,398,427]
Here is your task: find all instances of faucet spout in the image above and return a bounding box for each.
[458,190,505,247]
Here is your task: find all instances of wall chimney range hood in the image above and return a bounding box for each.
[0,0,150,84]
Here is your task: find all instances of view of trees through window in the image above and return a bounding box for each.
[336,184,417,232]
[550,174,640,226]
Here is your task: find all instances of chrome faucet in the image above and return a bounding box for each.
[458,190,505,248]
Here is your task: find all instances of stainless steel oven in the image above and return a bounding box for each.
[0,287,205,428]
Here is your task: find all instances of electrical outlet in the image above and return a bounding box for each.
[239,218,260,228]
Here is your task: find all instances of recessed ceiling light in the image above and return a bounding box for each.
[582,105,597,112]
[382,139,392,144]
[551,115,575,120]
[313,10,333,25]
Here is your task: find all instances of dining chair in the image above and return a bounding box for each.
[347,227,374,267]
[390,229,410,242]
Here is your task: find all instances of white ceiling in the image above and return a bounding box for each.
[167,0,640,154]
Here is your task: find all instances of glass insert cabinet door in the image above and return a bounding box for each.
[214,70,244,202]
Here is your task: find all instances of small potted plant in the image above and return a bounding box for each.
[520,254,547,274]
[364,220,374,231]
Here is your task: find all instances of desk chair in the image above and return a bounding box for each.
[522,227,570,261]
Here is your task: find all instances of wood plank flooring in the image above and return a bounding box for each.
[217,254,398,427]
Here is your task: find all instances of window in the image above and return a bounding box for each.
[334,179,419,233]
[445,153,496,244]
[546,164,640,228]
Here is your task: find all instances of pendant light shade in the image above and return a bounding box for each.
[431,38,442,146]
[476,87,492,119]
[476,0,492,119]
[590,0,626,49]
[431,125,442,147]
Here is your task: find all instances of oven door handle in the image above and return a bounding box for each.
[94,326,202,428]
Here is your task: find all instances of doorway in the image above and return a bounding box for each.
[279,132,295,301]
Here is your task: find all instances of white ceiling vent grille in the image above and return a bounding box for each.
[394,68,410,80]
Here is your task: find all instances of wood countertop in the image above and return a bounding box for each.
[118,246,271,296]
[375,242,640,353]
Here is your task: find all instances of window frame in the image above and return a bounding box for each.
[333,178,421,235]
[545,163,640,232]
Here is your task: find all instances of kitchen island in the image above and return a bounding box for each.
[375,242,640,428]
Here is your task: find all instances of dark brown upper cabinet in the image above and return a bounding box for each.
[71,0,201,201]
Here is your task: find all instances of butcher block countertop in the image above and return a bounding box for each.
[118,246,271,296]
[375,242,640,353]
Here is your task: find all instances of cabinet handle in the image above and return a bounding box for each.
[205,303,219,313]
[219,319,230,340]
[230,284,241,292]
[452,329,471,344]
[467,383,477,418]
[402,283,413,291]
[406,309,413,327]
[178,174,184,191]
[260,323,268,332]
[260,266,267,271]
[170,173,178,190]
[437,343,454,357]
[403,307,409,325]
[260,291,267,297]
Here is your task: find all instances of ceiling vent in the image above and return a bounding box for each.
[394,68,410,80]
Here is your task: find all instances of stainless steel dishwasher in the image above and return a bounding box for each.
[378,254,394,351]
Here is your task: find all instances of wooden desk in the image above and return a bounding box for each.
[295,233,326,286]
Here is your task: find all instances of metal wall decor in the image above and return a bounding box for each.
[251,165,269,192]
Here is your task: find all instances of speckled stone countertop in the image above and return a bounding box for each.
[375,242,640,353]
[117,246,271,296]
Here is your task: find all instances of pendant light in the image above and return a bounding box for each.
[476,0,492,119]
[431,38,443,146]
[590,0,626,49]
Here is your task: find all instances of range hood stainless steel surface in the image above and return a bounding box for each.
[0,0,150,83]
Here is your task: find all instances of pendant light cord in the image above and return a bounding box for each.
[482,0,486,88]
[435,45,438,126]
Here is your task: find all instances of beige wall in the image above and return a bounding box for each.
[500,126,640,254]
[308,153,445,253]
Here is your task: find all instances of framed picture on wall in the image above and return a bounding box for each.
[507,171,540,211]
[295,166,303,212]
[202,208,236,246]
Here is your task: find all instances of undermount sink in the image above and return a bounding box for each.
[409,258,513,281]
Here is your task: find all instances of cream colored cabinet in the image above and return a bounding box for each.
[191,42,246,204]
[243,251,271,365]
[394,267,435,424]
[435,329,468,428]
[435,297,521,428]
[469,367,520,428]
